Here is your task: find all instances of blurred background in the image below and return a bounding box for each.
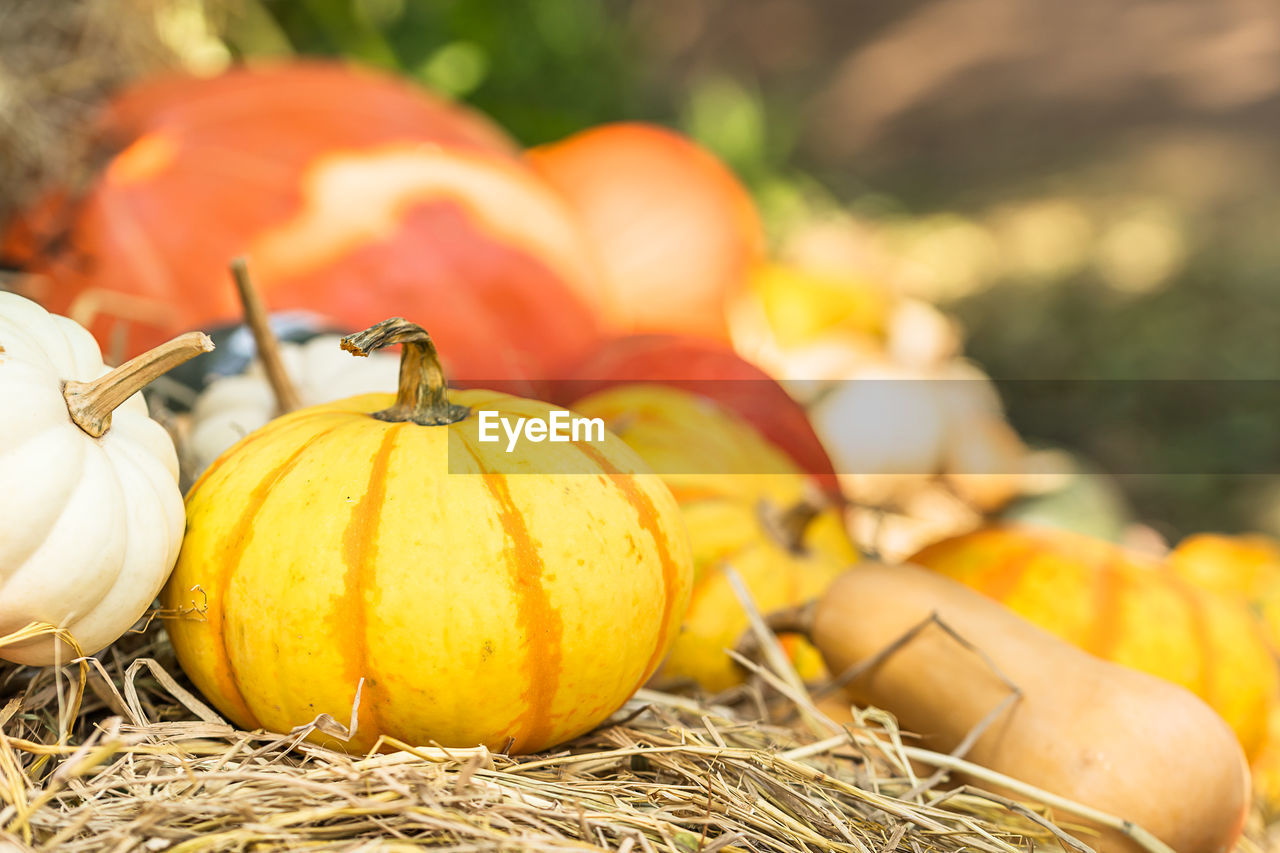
[3,0,1279,539]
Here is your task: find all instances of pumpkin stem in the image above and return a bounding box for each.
[230,257,302,415]
[341,318,469,426]
[758,498,823,555]
[732,601,817,671]
[64,332,214,438]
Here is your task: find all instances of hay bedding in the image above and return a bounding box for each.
[0,613,1188,853]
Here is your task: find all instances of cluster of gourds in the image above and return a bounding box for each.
[1,297,694,753]
[0,60,834,752]
[2,60,1276,853]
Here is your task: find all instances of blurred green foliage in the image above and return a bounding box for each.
[227,0,645,144]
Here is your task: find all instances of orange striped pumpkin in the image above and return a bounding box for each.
[1168,533,1280,811]
[572,384,857,690]
[161,320,692,754]
[910,524,1278,760]
[1170,533,1280,652]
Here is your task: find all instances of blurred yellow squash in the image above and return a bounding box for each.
[573,384,857,691]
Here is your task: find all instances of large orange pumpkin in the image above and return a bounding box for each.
[910,524,1278,760]
[528,123,765,340]
[8,63,602,387]
[572,384,856,691]
[162,319,693,754]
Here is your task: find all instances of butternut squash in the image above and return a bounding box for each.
[785,563,1249,853]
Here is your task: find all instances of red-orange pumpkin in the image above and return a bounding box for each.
[8,63,602,388]
[555,333,840,499]
[527,122,765,341]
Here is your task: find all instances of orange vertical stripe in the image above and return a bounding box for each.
[1089,555,1128,661]
[1166,573,1216,701]
[459,438,564,752]
[973,543,1043,603]
[575,443,681,684]
[337,424,402,747]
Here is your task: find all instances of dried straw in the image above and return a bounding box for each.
[0,616,1093,853]
[0,592,1265,853]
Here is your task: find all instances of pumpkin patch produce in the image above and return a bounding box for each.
[183,257,401,479]
[1169,532,1280,650]
[572,384,856,690]
[731,253,1031,561]
[0,292,211,664]
[559,333,840,498]
[804,354,1029,563]
[808,358,1026,509]
[728,261,893,380]
[528,122,765,340]
[6,12,1276,850]
[771,562,1250,853]
[7,63,603,385]
[162,318,693,754]
[160,310,341,401]
[1166,532,1280,811]
[1252,706,1280,817]
[910,524,1279,760]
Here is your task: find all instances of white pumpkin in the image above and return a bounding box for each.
[0,292,211,665]
[186,335,399,477]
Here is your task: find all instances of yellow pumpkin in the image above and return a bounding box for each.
[569,381,803,508]
[1167,533,1280,811]
[1250,706,1280,818]
[910,524,1278,760]
[572,384,857,690]
[162,319,693,754]
[663,499,853,690]
[1169,533,1280,651]
[738,262,891,349]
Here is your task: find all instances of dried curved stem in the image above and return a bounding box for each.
[341,318,468,426]
[64,332,213,438]
[757,499,825,554]
[731,600,817,682]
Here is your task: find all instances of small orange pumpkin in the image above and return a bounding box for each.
[1166,532,1280,813]
[528,123,765,341]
